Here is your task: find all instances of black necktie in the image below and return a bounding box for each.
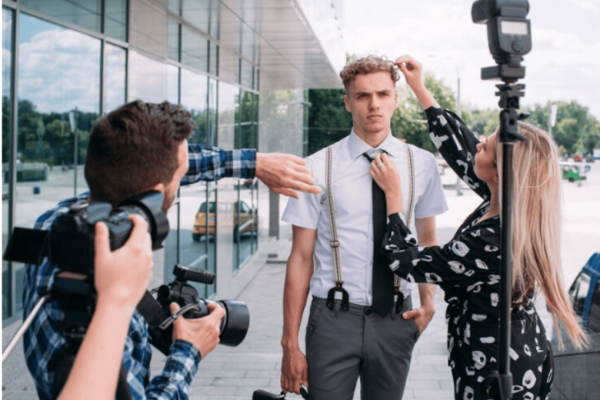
[364,151,394,318]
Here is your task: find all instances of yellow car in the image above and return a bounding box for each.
[192,201,257,242]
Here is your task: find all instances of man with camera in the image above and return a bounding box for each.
[22,100,321,400]
[280,56,447,400]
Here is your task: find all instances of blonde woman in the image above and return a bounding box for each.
[368,56,587,400]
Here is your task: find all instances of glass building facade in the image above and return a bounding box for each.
[2,0,344,329]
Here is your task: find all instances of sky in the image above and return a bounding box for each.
[341,0,600,120]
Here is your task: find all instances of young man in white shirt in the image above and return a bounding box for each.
[279,56,448,400]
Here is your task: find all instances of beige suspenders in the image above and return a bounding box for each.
[325,143,416,313]
[325,146,349,311]
[394,143,415,313]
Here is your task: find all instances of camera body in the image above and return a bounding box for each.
[3,190,169,276]
[148,265,250,355]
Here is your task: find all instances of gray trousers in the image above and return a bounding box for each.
[305,296,420,400]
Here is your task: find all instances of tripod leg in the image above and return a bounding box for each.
[2,293,51,363]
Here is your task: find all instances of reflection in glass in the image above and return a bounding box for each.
[209,41,218,76]
[163,195,180,286]
[241,60,254,90]
[208,78,218,146]
[234,178,258,271]
[105,0,127,41]
[180,69,208,144]
[3,7,13,320]
[180,182,216,298]
[181,26,208,72]
[13,14,101,317]
[168,0,181,16]
[167,65,179,105]
[104,44,126,114]
[167,17,180,62]
[182,0,210,34]
[233,90,259,271]
[20,0,101,33]
[128,50,167,103]
[208,0,219,39]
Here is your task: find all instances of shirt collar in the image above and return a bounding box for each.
[348,129,397,160]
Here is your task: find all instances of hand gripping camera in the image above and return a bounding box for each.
[147,264,250,355]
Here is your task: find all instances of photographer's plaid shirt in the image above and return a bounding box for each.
[23,144,257,400]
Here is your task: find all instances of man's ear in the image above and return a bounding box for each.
[393,90,399,108]
[344,94,351,113]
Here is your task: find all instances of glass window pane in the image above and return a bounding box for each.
[241,60,253,90]
[3,7,13,320]
[168,0,181,16]
[105,0,127,41]
[163,197,179,284]
[167,64,179,105]
[15,14,101,314]
[181,26,208,72]
[182,0,210,34]
[20,0,101,33]
[208,78,217,146]
[180,69,208,144]
[128,50,167,103]
[104,44,126,113]
[209,42,218,76]
[208,0,219,39]
[167,18,180,62]
[180,182,216,298]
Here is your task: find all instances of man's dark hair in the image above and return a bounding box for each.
[85,100,194,206]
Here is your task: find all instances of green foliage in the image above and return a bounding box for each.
[526,101,600,155]
[307,89,353,155]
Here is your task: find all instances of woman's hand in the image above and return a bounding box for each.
[369,153,403,216]
[394,55,437,110]
[395,55,423,90]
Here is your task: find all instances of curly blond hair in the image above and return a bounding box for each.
[339,56,399,91]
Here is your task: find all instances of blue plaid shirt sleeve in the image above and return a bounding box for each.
[22,193,201,400]
[182,143,257,185]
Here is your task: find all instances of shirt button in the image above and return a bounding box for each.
[368,289,373,295]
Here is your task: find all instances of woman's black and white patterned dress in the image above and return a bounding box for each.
[382,106,554,400]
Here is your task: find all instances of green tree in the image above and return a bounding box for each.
[307,89,353,155]
[391,73,457,153]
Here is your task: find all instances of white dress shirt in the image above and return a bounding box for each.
[282,130,448,306]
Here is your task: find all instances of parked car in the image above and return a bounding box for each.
[559,162,589,183]
[552,253,600,400]
[568,252,600,332]
[192,200,257,242]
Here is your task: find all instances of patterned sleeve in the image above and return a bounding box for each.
[425,106,490,200]
[382,214,500,286]
[144,340,202,399]
[182,143,257,185]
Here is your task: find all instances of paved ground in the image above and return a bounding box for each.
[3,163,599,400]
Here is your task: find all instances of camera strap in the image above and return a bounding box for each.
[136,291,164,327]
[324,143,415,314]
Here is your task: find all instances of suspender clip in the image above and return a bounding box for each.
[326,282,349,312]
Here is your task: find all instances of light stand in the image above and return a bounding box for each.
[471,1,532,398]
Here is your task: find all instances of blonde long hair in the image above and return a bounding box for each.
[495,121,588,349]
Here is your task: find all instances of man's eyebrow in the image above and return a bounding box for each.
[377,89,392,95]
